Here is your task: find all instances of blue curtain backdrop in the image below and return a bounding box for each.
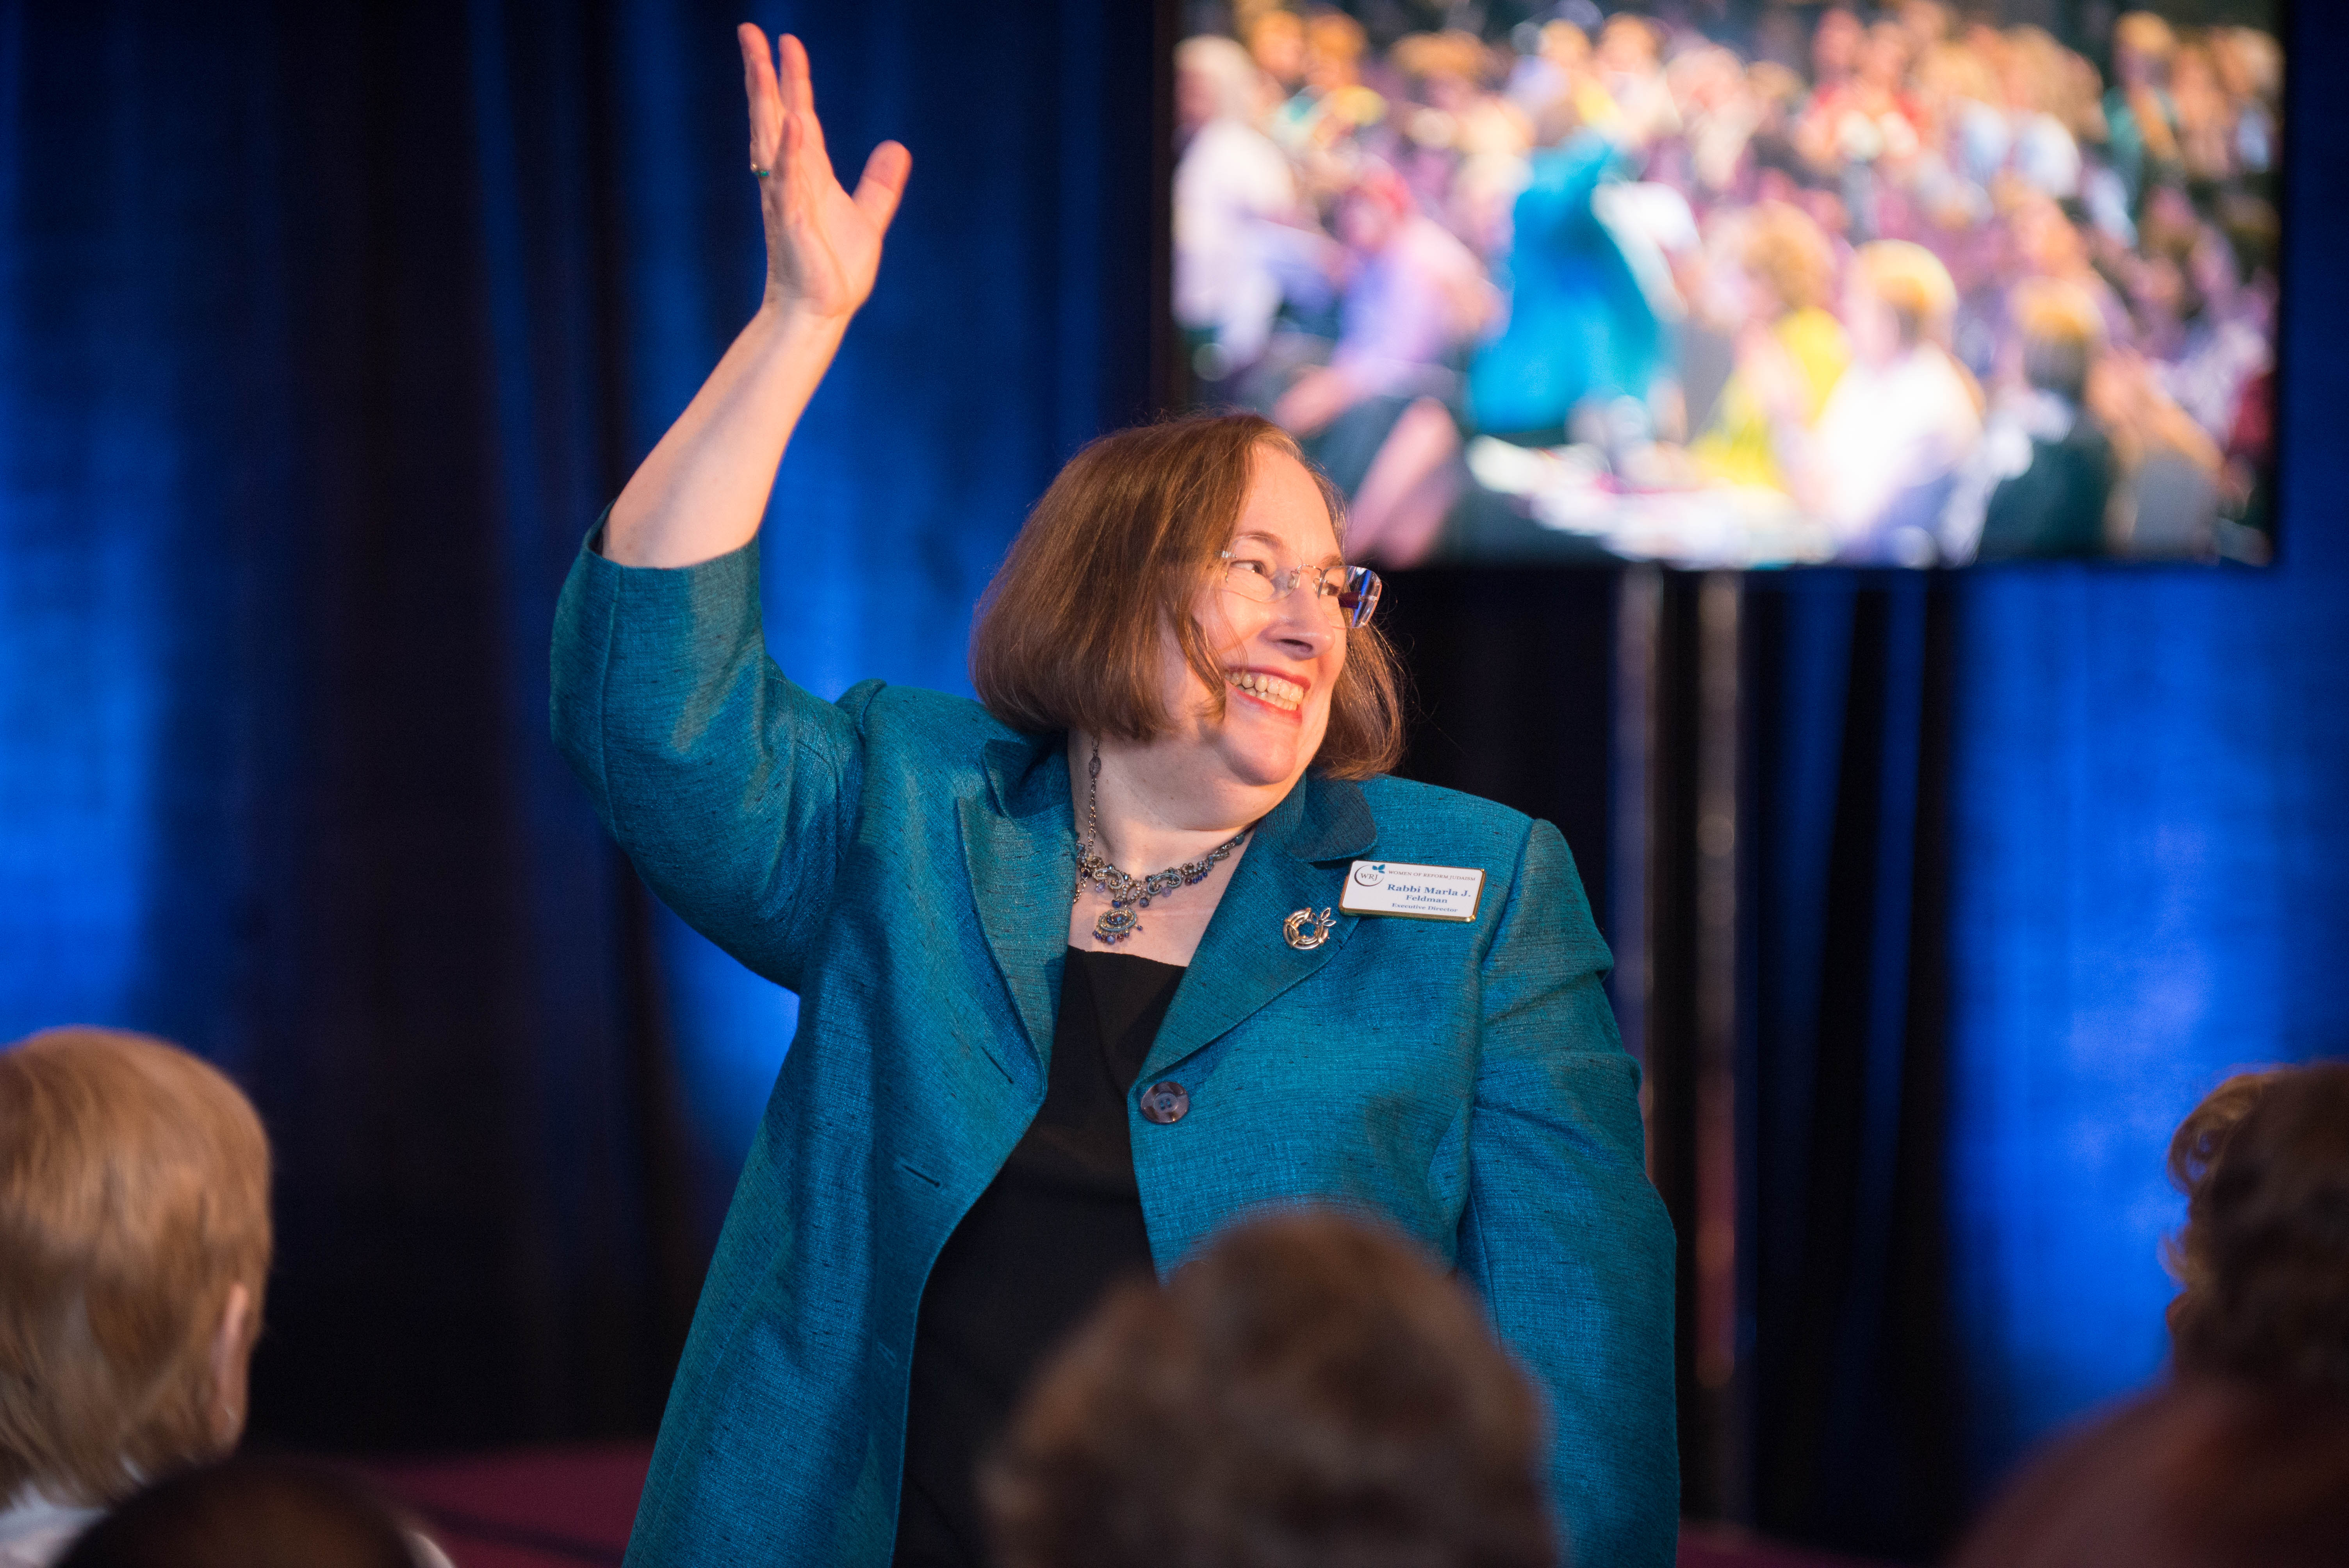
[1943,0,2346,1488]
[1731,3,2347,1554]
[0,0,1156,1447]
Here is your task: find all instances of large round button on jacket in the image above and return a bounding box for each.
[1138,1080,1189,1125]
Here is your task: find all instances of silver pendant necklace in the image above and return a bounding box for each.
[1072,744,1248,947]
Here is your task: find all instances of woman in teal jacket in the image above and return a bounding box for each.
[552,28,1675,1568]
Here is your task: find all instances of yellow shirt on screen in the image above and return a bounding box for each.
[1692,306,1851,491]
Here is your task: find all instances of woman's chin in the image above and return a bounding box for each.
[1207,712,1326,789]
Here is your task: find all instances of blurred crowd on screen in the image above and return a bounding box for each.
[1175,2,2281,568]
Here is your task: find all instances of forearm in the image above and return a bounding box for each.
[604,304,850,568]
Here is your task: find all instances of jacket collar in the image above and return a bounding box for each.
[958,735,1077,1075]
[1140,768,1377,1081]
[960,732,1381,1080]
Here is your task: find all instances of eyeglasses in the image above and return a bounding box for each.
[1219,551,1383,629]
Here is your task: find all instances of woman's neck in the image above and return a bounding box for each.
[1070,732,1293,872]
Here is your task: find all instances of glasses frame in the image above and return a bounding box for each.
[1217,550,1383,629]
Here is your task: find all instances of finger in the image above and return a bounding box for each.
[777,33,814,117]
[778,111,818,214]
[738,24,781,170]
[853,140,912,232]
[775,33,831,166]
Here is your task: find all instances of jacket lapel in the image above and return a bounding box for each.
[1140,771,1379,1081]
[956,736,1075,1076]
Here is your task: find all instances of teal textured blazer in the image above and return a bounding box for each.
[551,530,1678,1567]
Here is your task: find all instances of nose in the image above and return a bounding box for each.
[1264,582,1338,659]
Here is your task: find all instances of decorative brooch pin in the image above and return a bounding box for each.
[1283,907,1335,950]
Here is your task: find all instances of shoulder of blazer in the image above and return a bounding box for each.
[1355,773,1536,840]
[1350,776,1554,928]
[833,680,1056,795]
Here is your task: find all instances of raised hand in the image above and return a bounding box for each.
[739,27,911,322]
[602,30,911,567]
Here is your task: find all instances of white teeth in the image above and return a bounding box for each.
[1226,669,1303,711]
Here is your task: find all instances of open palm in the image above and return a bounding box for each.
[739,27,910,321]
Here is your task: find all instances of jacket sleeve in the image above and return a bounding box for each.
[1458,817,1679,1568]
[549,521,862,991]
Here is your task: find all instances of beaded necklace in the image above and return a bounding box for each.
[1071,745,1249,946]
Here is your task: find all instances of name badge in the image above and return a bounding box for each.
[1339,861,1484,923]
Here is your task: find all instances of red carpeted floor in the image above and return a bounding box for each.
[356,1446,648,1568]
[1674,1524,1902,1568]
[353,1444,1898,1568]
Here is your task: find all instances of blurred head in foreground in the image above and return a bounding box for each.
[0,1029,272,1515]
[982,1209,1558,1568]
[2164,1062,2349,1393]
[1949,1061,2349,1568]
[55,1459,423,1568]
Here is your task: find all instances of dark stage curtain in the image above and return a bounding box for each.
[1376,567,1616,934]
[0,0,1159,1450]
[1741,575,1961,1559]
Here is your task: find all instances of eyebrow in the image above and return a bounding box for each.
[1230,529,1347,568]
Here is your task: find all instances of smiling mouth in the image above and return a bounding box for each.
[1225,668,1306,713]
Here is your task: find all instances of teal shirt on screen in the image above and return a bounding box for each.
[1467,133,1666,437]
[549,524,1679,1568]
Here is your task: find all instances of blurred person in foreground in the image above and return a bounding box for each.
[982,1210,1557,1568]
[1949,1061,2349,1568]
[0,1030,270,1568]
[57,1459,443,1568]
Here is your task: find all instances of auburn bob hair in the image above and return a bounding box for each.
[0,1028,272,1507]
[970,413,1404,780]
